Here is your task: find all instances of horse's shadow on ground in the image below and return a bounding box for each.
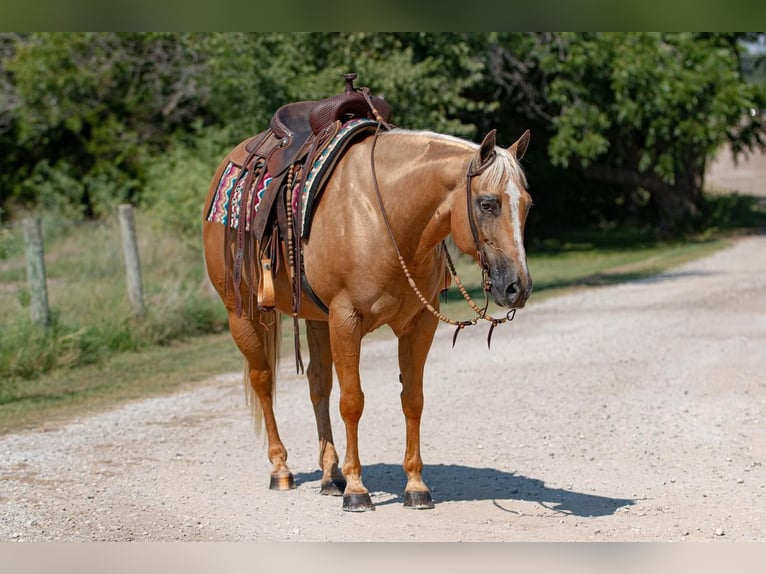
[295,463,634,517]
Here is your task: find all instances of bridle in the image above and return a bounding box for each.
[465,146,498,294]
[369,126,518,348]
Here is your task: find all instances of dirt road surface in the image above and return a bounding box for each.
[2,147,765,542]
[1,229,765,542]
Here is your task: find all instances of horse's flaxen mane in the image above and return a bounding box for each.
[385,129,527,189]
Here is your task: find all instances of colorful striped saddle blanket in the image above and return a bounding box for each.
[206,117,380,239]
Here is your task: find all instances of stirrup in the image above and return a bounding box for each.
[258,256,276,310]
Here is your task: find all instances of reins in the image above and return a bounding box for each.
[368,126,517,349]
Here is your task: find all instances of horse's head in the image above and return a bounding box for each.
[452,129,533,309]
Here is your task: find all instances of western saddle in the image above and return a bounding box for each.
[227,74,393,372]
[249,73,392,189]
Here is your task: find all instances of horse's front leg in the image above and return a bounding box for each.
[328,302,373,511]
[397,308,439,509]
[305,319,346,496]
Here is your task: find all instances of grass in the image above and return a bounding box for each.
[0,230,744,434]
[0,332,242,435]
[0,213,228,380]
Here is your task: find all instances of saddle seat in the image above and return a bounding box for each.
[265,73,393,177]
[270,100,317,149]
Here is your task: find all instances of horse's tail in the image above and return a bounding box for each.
[242,311,281,437]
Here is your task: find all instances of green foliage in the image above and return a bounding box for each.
[0,311,102,380]
[142,124,235,239]
[701,192,766,233]
[1,32,764,236]
[126,33,492,238]
[281,33,489,137]
[532,33,765,231]
[1,32,490,222]
[0,224,19,260]
[194,33,288,137]
[540,34,760,170]
[2,32,208,218]
[2,31,762,393]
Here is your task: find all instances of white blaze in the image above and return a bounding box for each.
[505,176,530,281]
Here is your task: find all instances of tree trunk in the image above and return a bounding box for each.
[650,177,703,235]
[584,162,705,235]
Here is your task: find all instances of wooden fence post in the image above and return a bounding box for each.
[23,216,50,327]
[118,204,145,315]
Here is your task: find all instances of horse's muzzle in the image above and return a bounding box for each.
[489,272,532,309]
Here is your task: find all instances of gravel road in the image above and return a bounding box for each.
[1,229,765,542]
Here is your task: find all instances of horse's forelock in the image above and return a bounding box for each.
[483,149,527,191]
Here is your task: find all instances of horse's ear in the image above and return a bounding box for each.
[509,129,531,161]
[478,129,497,165]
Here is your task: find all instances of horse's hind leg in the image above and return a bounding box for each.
[306,320,346,496]
[396,308,439,509]
[228,310,294,490]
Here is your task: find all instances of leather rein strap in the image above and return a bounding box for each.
[369,126,516,348]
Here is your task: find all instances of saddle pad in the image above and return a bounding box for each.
[300,118,380,238]
[207,162,273,230]
[207,117,380,235]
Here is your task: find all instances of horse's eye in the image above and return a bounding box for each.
[479,197,498,214]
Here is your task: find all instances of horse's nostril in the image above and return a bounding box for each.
[505,281,519,297]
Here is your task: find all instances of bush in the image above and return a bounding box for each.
[0,312,102,380]
[141,125,235,241]
[701,192,766,232]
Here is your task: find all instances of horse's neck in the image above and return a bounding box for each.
[377,132,472,258]
[384,130,472,183]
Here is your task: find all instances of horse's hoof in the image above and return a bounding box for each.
[269,473,295,491]
[403,490,434,509]
[320,478,347,496]
[342,492,375,512]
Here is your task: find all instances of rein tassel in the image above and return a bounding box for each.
[487,320,498,349]
[452,324,465,348]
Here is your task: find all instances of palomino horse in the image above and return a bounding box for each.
[202,125,533,511]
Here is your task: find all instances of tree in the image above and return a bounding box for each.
[0,33,23,220]
[527,33,764,234]
[3,33,763,236]
[0,33,490,222]
[249,32,490,137]
[139,33,494,238]
[3,32,209,218]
